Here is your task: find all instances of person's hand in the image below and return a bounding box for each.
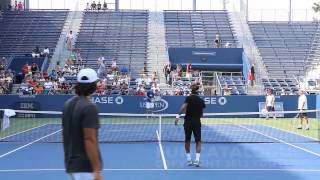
[93,171,102,180]
[175,114,180,126]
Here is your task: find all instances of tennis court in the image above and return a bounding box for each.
[0,112,320,180]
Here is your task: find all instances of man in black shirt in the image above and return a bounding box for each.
[62,68,102,180]
[175,84,206,167]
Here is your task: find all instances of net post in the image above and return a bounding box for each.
[159,115,162,143]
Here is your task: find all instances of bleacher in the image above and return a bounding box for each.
[75,10,149,78]
[217,73,247,95]
[164,10,237,48]
[262,78,299,95]
[249,21,318,78]
[0,10,68,58]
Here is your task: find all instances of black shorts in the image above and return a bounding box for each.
[266,106,275,112]
[299,112,308,118]
[184,121,201,143]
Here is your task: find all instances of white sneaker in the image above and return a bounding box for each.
[193,160,200,167]
[187,160,193,166]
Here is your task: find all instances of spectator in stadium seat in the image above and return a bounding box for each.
[97,1,102,10]
[214,34,221,48]
[17,1,23,10]
[42,47,50,57]
[49,69,58,80]
[14,1,18,10]
[66,31,74,51]
[76,49,83,65]
[111,58,118,71]
[86,2,90,11]
[43,78,53,94]
[225,42,231,48]
[103,1,108,10]
[21,63,29,77]
[31,63,39,75]
[186,63,192,79]
[34,84,44,94]
[32,46,41,58]
[91,1,97,10]
[96,79,106,95]
[223,82,231,96]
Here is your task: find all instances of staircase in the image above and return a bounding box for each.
[147,12,170,86]
[304,23,320,80]
[228,10,267,95]
[48,10,84,72]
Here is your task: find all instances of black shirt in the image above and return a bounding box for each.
[184,94,206,122]
[62,96,102,173]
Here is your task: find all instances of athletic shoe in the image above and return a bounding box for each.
[187,160,193,166]
[304,127,310,131]
[193,160,200,167]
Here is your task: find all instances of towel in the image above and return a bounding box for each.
[2,109,16,130]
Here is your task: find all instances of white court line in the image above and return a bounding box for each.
[0,124,49,141]
[0,129,62,158]
[235,124,320,158]
[261,124,318,141]
[1,168,320,172]
[156,130,168,170]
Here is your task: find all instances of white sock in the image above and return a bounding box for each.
[195,153,200,161]
[186,153,191,161]
[305,124,309,129]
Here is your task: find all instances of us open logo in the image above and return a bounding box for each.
[140,98,169,112]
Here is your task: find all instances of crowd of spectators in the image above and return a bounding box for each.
[7,1,24,11]
[86,1,109,11]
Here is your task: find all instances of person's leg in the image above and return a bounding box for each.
[184,123,192,164]
[193,122,201,166]
[303,113,309,130]
[297,113,303,129]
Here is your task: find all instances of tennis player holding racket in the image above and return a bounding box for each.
[297,89,309,130]
[62,68,103,180]
[175,84,206,167]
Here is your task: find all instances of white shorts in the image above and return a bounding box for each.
[69,173,93,180]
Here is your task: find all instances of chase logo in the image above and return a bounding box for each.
[92,96,124,105]
[140,98,169,112]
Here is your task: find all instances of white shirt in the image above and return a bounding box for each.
[111,60,117,67]
[265,94,275,107]
[44,81,53,89]
[43,48,50,54]
[298,94,308,110]
[66,33,73,40]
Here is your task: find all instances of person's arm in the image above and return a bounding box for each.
[175,103,187,125]
[82,105,102,180]
[83,128,102,180]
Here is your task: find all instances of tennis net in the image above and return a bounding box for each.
[0,109,319,143]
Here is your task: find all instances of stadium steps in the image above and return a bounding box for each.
[49,11,84,71]
[228,10,268,91]
[147,12,169,83]
[305,25,320,80]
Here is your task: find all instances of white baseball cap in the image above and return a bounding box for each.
[77,68,98,83]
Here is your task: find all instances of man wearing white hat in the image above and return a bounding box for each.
[297,89,309,130]
[62,68,103,180]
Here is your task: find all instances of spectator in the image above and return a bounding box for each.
[250,64,255,86]
[96,79,106,95]
[214,34,221,48]
[76,49,83,65]
[186,63,192,79]
[42,47,50,57]
[34,84,44,94]
[43,78,53,94]
[32,46,41,58]
[97,55,105,77]
[30,63,39,75]
[223,82,231,96]
[21,63,29,77]
[163,64,171,84]
[97,1,102,10]
[91,1,97,10]
[49,69,58,80]
[103,1,108,10]
[66,31,74,51]
[17,1,23,10]
[86,2,90,11]
[111,58,117,71]
[14,1,18,10]
[225,42,231,48]
[0,62,4,71]
[1,57,7,65]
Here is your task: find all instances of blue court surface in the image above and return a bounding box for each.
[0,122,320,180]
